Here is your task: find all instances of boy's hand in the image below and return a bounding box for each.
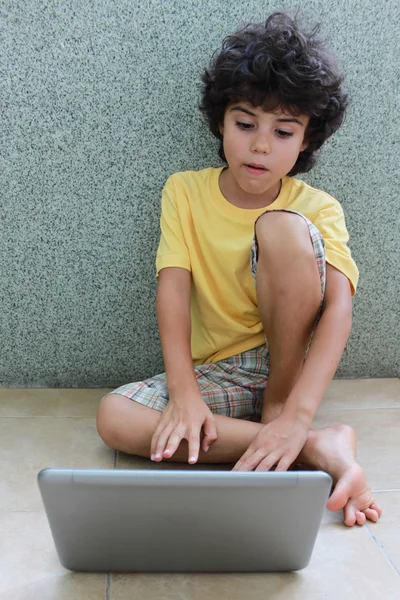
[150,396,218,464]
[232,416,308,472]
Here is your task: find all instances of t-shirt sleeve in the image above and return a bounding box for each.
[313,202,359,296]
[155,176,191,278]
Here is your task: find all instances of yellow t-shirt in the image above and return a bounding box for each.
[156,166,359,366]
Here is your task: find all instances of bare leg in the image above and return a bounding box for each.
[97,395,382,526]
[254,211,322,422]
[247,211,382,524]
[97,394,259,463]
[97,214,383,525]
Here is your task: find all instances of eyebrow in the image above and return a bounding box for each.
[229,105,304,126]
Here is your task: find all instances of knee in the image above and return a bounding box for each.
[256,211,313,258]
[96,394,122,449]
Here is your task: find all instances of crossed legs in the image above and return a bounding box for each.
[96,211,382,526]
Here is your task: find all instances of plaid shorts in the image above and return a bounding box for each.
[106,209,326,422]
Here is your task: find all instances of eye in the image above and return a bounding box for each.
[236,121,253,130]
[276,130,293,138]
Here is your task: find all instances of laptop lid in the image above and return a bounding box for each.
[37,468,332,573]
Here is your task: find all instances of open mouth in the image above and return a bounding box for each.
[245,164,268,174]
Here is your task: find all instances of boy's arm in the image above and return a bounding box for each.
[152,266,218,464]
[156,267,200,397]
[233,263,352,472]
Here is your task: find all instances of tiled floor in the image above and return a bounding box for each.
[1,379,400,599]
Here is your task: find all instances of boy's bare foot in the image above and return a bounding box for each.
[301,424,383,526]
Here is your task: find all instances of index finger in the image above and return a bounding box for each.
[233,449,265,472]
[232,446,252,471]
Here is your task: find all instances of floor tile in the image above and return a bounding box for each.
[318,378,400,411]
[2,385,400,599]
[0,417,114,510]
[0,510,106,600]
[312,408,400,490]
[0,388,112,417]
[366,492,400,573]
[110,522,400,599]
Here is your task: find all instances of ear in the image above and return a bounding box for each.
[219,123,224,136]
[300,126,309,152]
[300,140,308,152]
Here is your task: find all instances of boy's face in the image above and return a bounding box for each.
[219,102,309,202]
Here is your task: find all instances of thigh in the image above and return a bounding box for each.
[103,344,270,421]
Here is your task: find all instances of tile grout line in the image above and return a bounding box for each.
[0,415,98,418]
[105,450,118,599]
[106,573,111,600]
[372,489,400,493]
[5,509,42,513]
[365,524,400,577]
[318,407,400,412]
[0,406,399,418]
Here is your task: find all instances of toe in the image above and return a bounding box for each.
[343,504,357,527]
[355,510,367,526]
[363,507,380,522]
[370,502,383,517]
[326,477,350,512]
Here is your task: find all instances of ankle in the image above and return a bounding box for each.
[297,429,321,468]
[299,425,357,478]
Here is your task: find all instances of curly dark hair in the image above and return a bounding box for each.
[199,12,348,175]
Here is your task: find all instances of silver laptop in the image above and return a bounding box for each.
[37,468,332,573]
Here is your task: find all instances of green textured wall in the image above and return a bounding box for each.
[1,0,399,387]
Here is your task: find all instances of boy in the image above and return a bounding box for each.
[97,12,382,526]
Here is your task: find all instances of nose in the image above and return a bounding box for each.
[251,132,271,154]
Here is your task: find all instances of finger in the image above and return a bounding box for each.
[150,415,167,457]
[255,452,282,472]
[275,455,293,472]
[232,444,258,471]
[234,450,265,472]
[153,426,175,461]
[188,429,201,464]
[201,416,218,452]
[232,449,252,471]
[162,430,186,459]
[150,428,162,459]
